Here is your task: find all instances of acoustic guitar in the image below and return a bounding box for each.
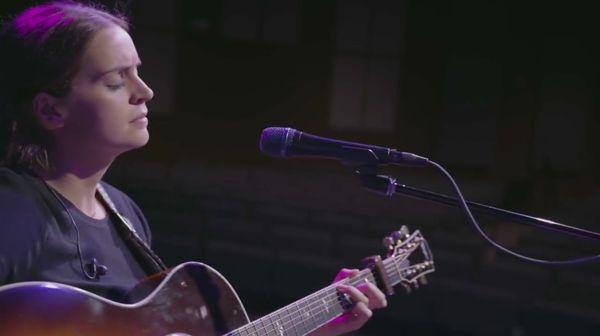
[0,226,434,335]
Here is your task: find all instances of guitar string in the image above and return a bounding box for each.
[272,254,431,335]
[230,273,370,335]
[238,291,348,335]
[236,265,399,336]
[229,271,374,336]
[234,275,405,336]
[230,254,413,336]
[232,256,407,336]
[229,233,428,335]
[239,250,432,336]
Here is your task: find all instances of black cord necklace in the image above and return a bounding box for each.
[44,183,106,280]
[41,176,166,278]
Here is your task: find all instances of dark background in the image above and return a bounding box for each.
[2,0,600,335]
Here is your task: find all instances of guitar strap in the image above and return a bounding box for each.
[96,184,168,275]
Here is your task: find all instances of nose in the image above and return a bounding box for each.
[130,77,154,105]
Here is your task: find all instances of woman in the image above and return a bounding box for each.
[0,1,386,335]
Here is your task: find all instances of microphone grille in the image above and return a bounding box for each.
[259,127,293,158]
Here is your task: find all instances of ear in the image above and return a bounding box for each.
[32,92,67,131]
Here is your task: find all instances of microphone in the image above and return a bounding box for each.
[259,127,430,167]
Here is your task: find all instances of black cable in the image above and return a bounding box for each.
[45,184,100,279]
[428,160,600,265]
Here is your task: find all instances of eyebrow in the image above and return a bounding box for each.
[95,61,142,80]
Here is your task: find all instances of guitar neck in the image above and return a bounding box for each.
[226,229,434,336]
[227,270,376,336]
[227,252,417,336]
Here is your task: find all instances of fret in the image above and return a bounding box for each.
[250,318,261,336]
[291,301,304,336]
[267,320,278,336]
[280,306,293,333]
[298,302,314,333]
[312,288,339,326]
[254,313,281,336]
[305,300,321,334]
[268,317,278,335]
[230,326,245,336]
[230,326,246,336]
[238,318,262,336]
[264,315,277,335]
[299,300,312,334]
[273,318,285,336]
[244,323,258,336]
[270,305,290,336]
[292,301,306,335]
[257,317,268,335]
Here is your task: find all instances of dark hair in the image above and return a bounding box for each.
[0,1,129,169]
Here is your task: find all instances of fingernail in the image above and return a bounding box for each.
[336,284,349,291]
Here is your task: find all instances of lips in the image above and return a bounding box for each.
[131,112,147,122]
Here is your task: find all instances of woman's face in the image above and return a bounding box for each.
[53,24,154,157]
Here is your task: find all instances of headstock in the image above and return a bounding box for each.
[381,226,435,293]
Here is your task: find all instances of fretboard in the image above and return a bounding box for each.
[226,252,416,336]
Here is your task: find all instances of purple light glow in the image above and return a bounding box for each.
[14,5,73,40]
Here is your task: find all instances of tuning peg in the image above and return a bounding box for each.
[391,231,403,243]
[382,236,395,250]
[391,226,411,243]
[419,276,428,286]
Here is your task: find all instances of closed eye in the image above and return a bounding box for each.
[103,63,143,91]
[106,83,125,90]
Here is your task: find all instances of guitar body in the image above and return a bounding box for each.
[0,262,250,336]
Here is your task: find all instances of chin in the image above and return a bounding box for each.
[132,132,150,148]
[117,132,150,153]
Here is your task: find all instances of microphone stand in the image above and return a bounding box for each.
[357,172,600,242]
[332,144,600,243]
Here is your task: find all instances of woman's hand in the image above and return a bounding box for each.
[307,268,388,336]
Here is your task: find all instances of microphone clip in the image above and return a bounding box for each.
[353,164,396,197]
[85,258,108,279]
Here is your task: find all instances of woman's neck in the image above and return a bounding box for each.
[37,153,113,219]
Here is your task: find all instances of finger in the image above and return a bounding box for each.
[337,284,369,307]
[320,302,373,335]
[356,282,387,309]
[352,301,373,320]
[347,301,372,328]
[333,268,360,282]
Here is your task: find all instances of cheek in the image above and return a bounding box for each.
[62,102,99,137]
[66,91,127,137]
